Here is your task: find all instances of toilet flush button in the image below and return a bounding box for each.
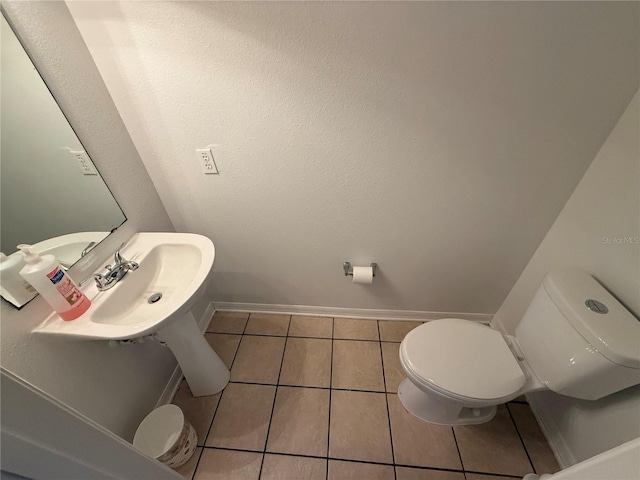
[585,299,608,314]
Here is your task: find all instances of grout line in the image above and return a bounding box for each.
[464,469,530,478]
[253,332,385,342]
[225,380,386,394]
[232,381,329,390]
[222,381,388,393]
[187,447,204,480]
[377,321,397,480]
[208,331,405,343]
[451,426,464,472]
[193,385,225,471]
[200,445,482,475]
[506,402,537,474]
[333,336,382,343]
[229,338,242,370]
[257,315,291,479]
[326,317,335,480]
[204,331,244,337]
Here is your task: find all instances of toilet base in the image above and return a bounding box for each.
[397,378,497,425]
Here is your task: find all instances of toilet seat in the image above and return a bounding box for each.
[400,319,526,402]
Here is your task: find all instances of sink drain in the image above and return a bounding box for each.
[148,293,163,304]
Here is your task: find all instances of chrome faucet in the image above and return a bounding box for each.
[82,246,139,291]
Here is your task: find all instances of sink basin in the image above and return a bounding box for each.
[33,232,229,396]
[33,232,214,340]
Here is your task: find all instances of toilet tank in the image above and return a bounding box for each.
[515,268,640,400]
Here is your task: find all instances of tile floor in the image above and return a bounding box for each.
[173,312,560,480]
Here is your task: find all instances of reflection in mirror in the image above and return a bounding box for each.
[0,14,126,307]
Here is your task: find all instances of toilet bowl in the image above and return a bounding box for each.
[398,319,544,425]
[398,269,640,425]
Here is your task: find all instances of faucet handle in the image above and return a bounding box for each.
[114,242,128,265]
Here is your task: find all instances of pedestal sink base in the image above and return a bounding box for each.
[156,312,230,397]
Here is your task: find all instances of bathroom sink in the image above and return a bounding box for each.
[34,232,230,396]
[33,232,215,340]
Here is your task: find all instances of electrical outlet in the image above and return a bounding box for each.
[70,150,98,175]
[196,148,219,174]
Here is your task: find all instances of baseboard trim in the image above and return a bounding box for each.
[198,302,216,332]
[155,365,183,409]
[489,314,506,334]
[155,304,217,408]
[526,393,575,469]
[213,302,492,323]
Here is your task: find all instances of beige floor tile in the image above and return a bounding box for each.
[381,342,404,393]
[454,405,532,476]
[378,321,422,342]
[279,338,331,387]
[387,394,461,470]
[205,383,275,451]
[333,318,379,340]
[245,313,290,336]
[289,315,333,338]
[329,390,393,463]
[465,475,521,480]
[395,466,464,480]
[508,403,560,474]
[175,447,202,479]
[328,460,394,480]
[266,386,329,456]
[205,333,241,369]
[230,335,285,384]
[193,448,262,480]
[172,380,220,446]
[332,340,384,391]
[207,311,249,334]
[261,454,326,480]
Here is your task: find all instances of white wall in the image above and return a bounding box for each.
[493,92,640,466]
[67,1,639,315]
[1,1,176,441]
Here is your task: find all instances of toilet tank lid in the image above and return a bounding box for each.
[543,268,640,369]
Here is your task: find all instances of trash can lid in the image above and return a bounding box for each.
[133,404,184,459]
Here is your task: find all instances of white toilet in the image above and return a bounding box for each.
[398,268,640,425]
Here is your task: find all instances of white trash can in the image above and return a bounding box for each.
[133,404,197,469]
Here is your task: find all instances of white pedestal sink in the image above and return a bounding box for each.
[156,312,229,396]
[32,232,229,397]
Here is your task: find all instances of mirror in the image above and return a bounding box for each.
[0,14,126,306]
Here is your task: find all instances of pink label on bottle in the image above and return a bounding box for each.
[47,267,84,306]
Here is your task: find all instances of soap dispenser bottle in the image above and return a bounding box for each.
[0,252,38,306]
[18,244,91,320]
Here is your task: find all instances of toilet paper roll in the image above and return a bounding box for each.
[352,266,374,284]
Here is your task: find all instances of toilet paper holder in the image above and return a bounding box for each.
[343,262,377,277]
